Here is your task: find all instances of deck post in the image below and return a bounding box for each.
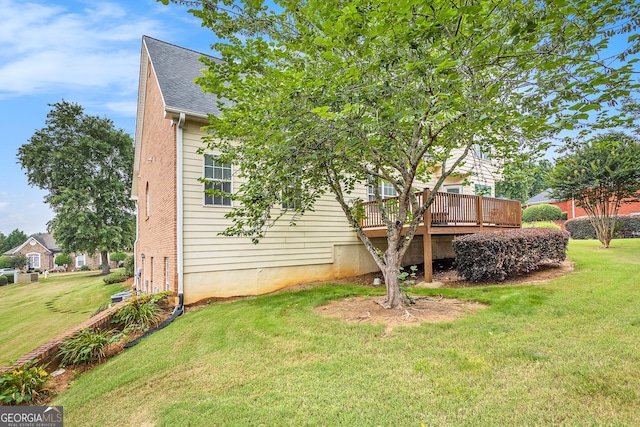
[423,189,433,283]
[477,195,483,229]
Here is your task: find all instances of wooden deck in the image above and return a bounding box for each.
[359,190,522,281]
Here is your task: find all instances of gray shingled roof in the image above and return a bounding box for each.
[2,233,60,256]
[144,36,230,116]
[525,189,556,205]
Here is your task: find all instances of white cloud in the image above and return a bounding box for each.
[104,101,138,116]
[0,0,163,99]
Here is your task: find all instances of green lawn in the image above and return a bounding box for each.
[55,240,640,426]
[0,270,128,365]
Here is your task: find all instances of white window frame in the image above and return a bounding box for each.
[26,252,40,269]
[76,254,86,268]
[367,182,398,201]
[203,154,232,206]
[444,185,463,194]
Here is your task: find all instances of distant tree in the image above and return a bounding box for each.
[54,253,72,271]
[496,159,552,202]
[8,254,28,271]
[550,132,640,248]
[0,232,5,253]
[109,252,127,265]
[166,0,639,308]
[17,100,135,275]
[0,255,10,269]
[1,229,28,253]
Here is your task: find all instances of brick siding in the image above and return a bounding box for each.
[135,59,178,295]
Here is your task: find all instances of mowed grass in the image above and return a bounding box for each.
[0,270,128,364]
[55,240,640,426]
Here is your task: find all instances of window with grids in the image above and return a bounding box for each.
[474,184,492,197]
[367,182,397,201]
[204,155,232,206]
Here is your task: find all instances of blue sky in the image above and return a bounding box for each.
[0,0,219,236]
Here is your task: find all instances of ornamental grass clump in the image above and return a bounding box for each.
[0,360,49,405]
[58,328,122,367]
[112,294,167,332]
[453,228,569,282]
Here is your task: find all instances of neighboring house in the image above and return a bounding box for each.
[132,36,507,305]
[525,189,640,219]
[2,234,110,272]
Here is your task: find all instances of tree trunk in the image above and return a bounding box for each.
[377,238,408,309]
[101,251,110,275]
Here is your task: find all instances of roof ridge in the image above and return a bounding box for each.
[142,35,222,62]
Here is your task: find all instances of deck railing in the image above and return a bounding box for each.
[359,190,521,230]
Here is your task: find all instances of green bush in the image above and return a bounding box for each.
[103,271,128,285]
[0,276,7,286]
[110,252,128,263]
[58,328,121,367]
[0,255,10,268]
[80,264,90,271]
[123,255,134,278]
[522,221,561,229]
[565,215,640,239]
[0,360,49,405]
[54,253,72,267]
[522,204,564,222]
[2,274,14,284]
[453,228,570,282]
[112,295,163,332]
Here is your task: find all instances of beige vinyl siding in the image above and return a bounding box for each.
[181,122,365,275]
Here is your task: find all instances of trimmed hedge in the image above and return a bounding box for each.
[103,271,128,285]
[453,228,569,282]
[0,276,7,286]
[565,215,640,239]
[522,204,565,222]
[2,274,14,284]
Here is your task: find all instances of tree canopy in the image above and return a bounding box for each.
[496,159,553,203]
[0,229,28,254]
[550,131,640,248]
[167,0,639,308]
[18,101,135,275]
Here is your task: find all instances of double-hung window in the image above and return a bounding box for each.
[367,182,397,201]
[204,155,232,206]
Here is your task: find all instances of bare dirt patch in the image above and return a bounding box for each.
[316,296,487,331]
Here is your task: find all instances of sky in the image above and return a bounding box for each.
[0,0,220,236]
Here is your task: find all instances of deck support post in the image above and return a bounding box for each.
[423,189,433,283]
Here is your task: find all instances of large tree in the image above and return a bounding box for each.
[167,0,638,308]
[550,132,640,248]
[18,101,135,275]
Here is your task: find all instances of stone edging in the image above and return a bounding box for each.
[0,301,128,374]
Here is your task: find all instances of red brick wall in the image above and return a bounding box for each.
[135,59,178,295]
[550,198,640,219]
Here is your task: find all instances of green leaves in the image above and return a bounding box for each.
[17,101,135,262]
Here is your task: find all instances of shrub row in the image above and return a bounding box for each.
[522,204,567,222]
[565,215,640,239]
[453,228,569,282]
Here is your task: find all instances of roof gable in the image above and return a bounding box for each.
[3,234,60,256]
[143,36,229,118]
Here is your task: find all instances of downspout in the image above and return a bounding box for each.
[133,203,139,292]
[175,112,186,314]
